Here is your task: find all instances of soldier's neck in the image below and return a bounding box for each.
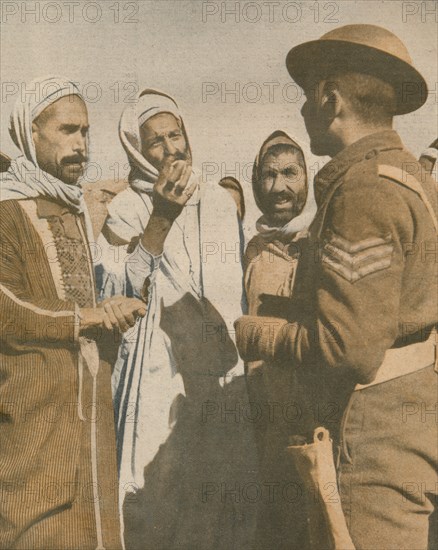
[335,119,393,155]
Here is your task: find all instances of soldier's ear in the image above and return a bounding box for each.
[321,84,341,122]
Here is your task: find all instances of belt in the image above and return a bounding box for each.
[355,329,437,391]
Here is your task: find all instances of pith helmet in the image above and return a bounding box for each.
[286,24,428,114]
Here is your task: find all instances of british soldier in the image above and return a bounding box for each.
[235,25,437,549]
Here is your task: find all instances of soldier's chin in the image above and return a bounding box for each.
[309,135,330,157]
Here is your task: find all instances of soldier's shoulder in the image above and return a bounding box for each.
[331,155,412,221]
[340,157,383,199]
[342,149,423,197]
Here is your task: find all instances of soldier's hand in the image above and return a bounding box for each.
[234,315,288,362]
[100,296,147,333]
[152,155,197,220]
[234,315,263,362]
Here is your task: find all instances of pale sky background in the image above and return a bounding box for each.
[1,0,437,234]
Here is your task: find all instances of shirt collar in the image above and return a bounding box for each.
[36,197,82,239]
[36,197,71,218]
[314,130,404,206]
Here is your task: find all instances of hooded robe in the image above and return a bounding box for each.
[244,131,316,550]
[97,89,257,549]
[0,76,122,550]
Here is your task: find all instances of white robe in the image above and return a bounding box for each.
[97,181,246,494]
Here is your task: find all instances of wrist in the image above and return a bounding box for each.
[149,210,175,227]
[141,213,173,256]
[236,315,286,362]
[151,194,182,221]
[258,318,287,361]
[79,308,103,332]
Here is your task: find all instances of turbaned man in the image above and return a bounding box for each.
[0,76,146,550]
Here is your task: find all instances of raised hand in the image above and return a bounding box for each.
[152,155,197,220]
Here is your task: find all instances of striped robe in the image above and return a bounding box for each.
[0,198,122,550]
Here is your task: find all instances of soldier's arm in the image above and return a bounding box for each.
[235,171,413,384]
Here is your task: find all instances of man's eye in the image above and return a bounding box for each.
[60,125,78,134]
[263,172,275,180]
[284,169,298,178]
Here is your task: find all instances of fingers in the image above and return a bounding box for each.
[101,298,147,333]
[103,302,119,330]
[102,310,113,331]
[173,162,193,196]
[162,159,191,191]
[169,160,187,184]
[102,300,129,333]
[161,155,175,177]
[182,178,198,200]
[135,305,147,317]
[113,302,133,332]
[125,298,147,319]
[154,155,176,193]
[118,299,148,332]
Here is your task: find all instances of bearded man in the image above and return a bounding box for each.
[243,130,315,549]
[98,89,256,549]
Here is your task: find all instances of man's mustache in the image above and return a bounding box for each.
[61,154,88,165]
[165,151,188,162]
[268,190,296,204]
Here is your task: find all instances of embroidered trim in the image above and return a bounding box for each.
[76,217,97,307]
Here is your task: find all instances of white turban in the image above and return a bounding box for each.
[9,75,84,165]
[0,76,89,215]
[119,88,190,193]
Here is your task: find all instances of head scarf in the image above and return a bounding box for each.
[252,130,316,241]
[0,75,87,213]
[119,88,193,195]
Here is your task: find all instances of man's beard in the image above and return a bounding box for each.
[265,187,307,226]
[60,154,88,184]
